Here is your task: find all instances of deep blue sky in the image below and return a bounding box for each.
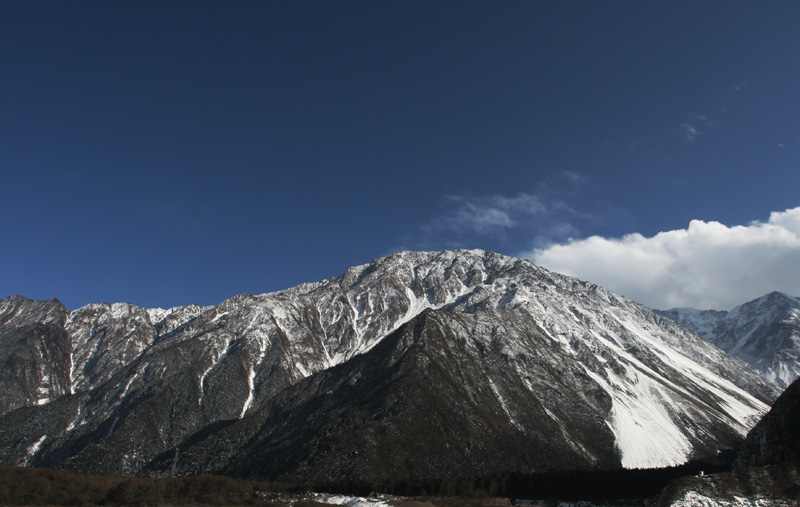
[2,1,799,310]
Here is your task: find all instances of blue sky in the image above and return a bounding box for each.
[2,1,799,311]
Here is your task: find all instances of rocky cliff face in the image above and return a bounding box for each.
[736,377,800,472]
[0,296,71,413]
[0,250,780,482]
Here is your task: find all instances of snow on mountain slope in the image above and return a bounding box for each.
[659,292,800,389]
[0,250,780,477]
[410,256,775,468]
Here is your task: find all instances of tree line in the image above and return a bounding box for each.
[0,452,735,505]
[0,466,302,506]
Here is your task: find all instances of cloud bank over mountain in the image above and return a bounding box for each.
[526,207,800,310]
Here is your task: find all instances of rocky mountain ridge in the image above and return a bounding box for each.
[657,292,800,388]
[0,250,780,483]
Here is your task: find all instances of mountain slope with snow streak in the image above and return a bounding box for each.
[0,250,779,479]
[657,378,800,507]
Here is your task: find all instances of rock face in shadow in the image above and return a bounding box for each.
[731,377,800,500]
[0,250,781,482]
[735,378,800,471]
[657,378,800,506]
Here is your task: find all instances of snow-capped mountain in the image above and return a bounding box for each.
[658,292,800,389]
[0,250,779,483]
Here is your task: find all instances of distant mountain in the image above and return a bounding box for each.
[658,292,800,389]
[0,250,779,485]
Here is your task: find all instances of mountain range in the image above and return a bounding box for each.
[657,292,800,389]
[0,249,781,487]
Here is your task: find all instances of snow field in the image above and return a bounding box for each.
[314,494,391,506]
[670,490,796,507]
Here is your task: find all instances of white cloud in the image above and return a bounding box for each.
[680,123,702,142]
[525,207,800,310]
[424,193,547,236]
[679,113,719,143]
[411,174,629,254]
[733,79,750,92]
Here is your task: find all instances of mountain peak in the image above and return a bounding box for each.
[0,295,67,327]
[730,291,799,313]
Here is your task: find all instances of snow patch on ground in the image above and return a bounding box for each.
[314,494,390,506]
[669,490,796,506]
